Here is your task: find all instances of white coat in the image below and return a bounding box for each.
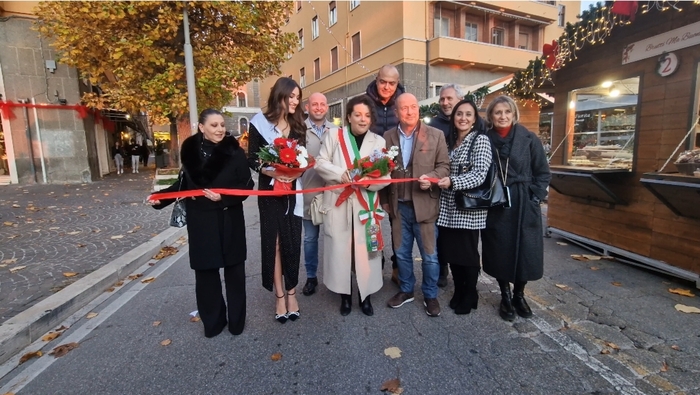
[314,130,390,300]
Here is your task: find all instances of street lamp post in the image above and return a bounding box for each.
[183,6,198,135]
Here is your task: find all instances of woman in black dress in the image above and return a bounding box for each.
[248,77,306,324]
[149,109,254,337]
[481,96,551,321]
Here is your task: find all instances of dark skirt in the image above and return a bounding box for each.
[437,226,480,268]
[258,195,302,292]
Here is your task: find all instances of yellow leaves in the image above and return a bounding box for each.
[111,235,124,240]
[49,342,79,358]
[1,258,17,265]
[153,246,178,260]
[270,352,282,361]
[127,273,143,280]
[86,312,99,319]
[63,272,78,278]
[141,276,156,284]
[605,342,620,350]
[555,284,571,290]
[19,350,43,365]
[674,304,700,314]
[152,321,161,327]
[668,288,695,298]
[160,339,172,346]
[9,266,27,273]
[190,316,200,323]
[611,282,623,287]
[41,332,62,342]
[384,347,402,359]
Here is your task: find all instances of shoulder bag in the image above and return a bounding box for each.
[169,170,187,227]
[454,133,509,210]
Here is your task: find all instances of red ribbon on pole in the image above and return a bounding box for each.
[0,100,90,120]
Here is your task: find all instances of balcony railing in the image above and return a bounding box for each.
[429,36,540,71]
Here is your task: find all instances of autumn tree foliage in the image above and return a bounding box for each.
[34,1,296,122]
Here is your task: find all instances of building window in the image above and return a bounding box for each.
[329,1,337,26]
[296,0,302,12]
[298,29,304,50]
[300,67,306,88]
[352,32,361,62]
[312,16,319,39]
[328,102,343,126]
[238,117,248,137]
[314,58,321,81]
[237,91,247,107]
[330,47,338,72]
[491,27,504,46]
[558,4,566,27]
[350,0,360,10]
[519,32,529,50]
[465,23,478,41]
[434,17,449,38]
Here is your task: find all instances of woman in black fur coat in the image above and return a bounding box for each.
[150,109,254,337]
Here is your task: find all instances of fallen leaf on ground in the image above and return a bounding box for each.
[600,349,611,355]
[190,316,200,322]
[127,226,142,234]
[76,243,86,248]
[19,350,43,364]
[110,235,124,240]
[11,203,20,208]
[674,304,700,314]
[54,325,68,332]
[271,352,282,361]
[62,272,78,277]
[127,273,144,280]
[86,312,98,319]
[8,235,19,239]
[556,241,568,246]
[582,255,602,261]
[105,287,115,292]
[555,284,570,290]
[3,221,15,226]
[661,361,668,372]
[571,254,588,261]
[160,339,171,346]
[41,332,61,342]
[611,282,623,287]
[49,226,60,230]
[1,258,17,264]
[671,345,681,351]
[605,342,620,350]
[380,378,402,393]
[152,321,161,327]
[414,257,422,262]
[9,266,27,273]
[153,246,179,260]
[66,231,81,235]
[49,342,79,357]
[590,266,599,271]
[115,281,124,287]
[141,276,156,284]
[600,255,615,260]
[668,288,695,298]
[384,347,402,359]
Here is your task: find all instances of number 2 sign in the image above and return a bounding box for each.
[656,52,679,77]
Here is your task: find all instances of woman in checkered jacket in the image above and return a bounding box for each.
[436,99,492,315]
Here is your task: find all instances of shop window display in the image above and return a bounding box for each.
[567,77,639,170]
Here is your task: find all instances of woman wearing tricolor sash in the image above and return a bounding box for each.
[315,95,390,316]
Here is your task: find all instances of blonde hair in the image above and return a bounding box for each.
[485,95,520,128]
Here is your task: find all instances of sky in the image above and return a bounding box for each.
[580,1,598,13]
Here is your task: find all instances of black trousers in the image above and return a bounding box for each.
[194,264,246,337]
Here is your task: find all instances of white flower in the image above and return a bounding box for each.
[386,146,399,160]
[297,154,308,168]
[297,145,308,159]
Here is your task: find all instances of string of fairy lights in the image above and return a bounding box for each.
[505,1,699,107]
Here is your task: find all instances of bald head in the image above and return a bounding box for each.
[305,92,328,125]
[395,93,419,132]
[375,64,400,104]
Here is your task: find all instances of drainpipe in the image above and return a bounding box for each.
[20,99,37,183]
[425,1,430,99]
[31,98,48,184]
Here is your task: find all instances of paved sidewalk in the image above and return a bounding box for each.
[0,165,170,323]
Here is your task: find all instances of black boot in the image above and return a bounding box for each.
[359,294,374,316]
[340,294,352,316]
[448,265,465,310]
[512,282,533,318]
[455,267,479,315]
[437,263,449,288]
[498,280,515,321]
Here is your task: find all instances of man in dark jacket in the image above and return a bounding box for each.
[427,84,463,287]
[366,64,405,136]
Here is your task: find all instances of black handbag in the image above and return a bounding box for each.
[169,170,187,227]
[454,134,510,210]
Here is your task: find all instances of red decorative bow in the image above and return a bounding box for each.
[611,1,638,21]
[542,40,560,70]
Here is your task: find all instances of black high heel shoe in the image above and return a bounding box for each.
[286,290,300,321]
[275,293,288,324]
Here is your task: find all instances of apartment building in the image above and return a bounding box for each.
[261,1,579,122]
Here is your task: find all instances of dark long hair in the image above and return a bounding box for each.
[447,99,484,150]
[345,95,377,128]
[263,77,306,146]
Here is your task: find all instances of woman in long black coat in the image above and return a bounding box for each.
[150,109,254,337]
[481,95,551,322]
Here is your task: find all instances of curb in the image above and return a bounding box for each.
[0,227,187,365]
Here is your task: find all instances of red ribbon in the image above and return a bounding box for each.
[0,100,90,120]
[147,177,440,201]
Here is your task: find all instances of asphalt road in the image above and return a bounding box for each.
[1,197,699,395]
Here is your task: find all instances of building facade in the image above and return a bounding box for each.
[262,0,579,120]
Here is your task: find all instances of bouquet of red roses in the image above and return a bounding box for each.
[257,137,314,191]
[336,146,398,206]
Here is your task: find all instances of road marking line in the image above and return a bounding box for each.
[0,245,188,394]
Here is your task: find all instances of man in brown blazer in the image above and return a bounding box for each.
[381,93,450,317]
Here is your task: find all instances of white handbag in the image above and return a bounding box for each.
[310,194,325,226]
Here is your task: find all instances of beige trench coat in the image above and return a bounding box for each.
[314,129,390,300]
